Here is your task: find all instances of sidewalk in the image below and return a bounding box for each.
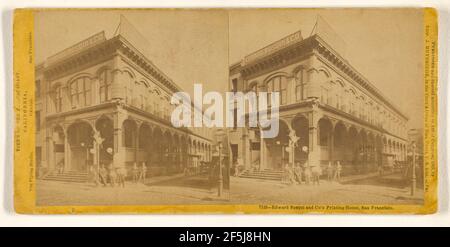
[339,172,380,184]
[143,171,209,186]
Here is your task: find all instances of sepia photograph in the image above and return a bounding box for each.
[226,9,425,206]
[24,8,433,212]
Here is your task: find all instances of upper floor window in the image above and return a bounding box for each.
[35,80,41,98]
[123,71,134,105]
[70,77,91,108]
[36,111,41,131]
[53,86,63,113]
[321,86,330,105]
[249,83,258,94]
[99,69,112,103]
[266,76,288,106]
[295,70,304,102]
[232,79,238,93]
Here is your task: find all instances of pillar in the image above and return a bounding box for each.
[92,78,100,105]
[62,86,70,112]
[47,136,55,170]
[111,55,125,100]
[113,110,126,168]
[242,131,251,170]
[329,125,335,162]
[287,76,296,105]
[259,131,266,170]
[308,111,320,167]
[64,133,70,171]
[135,124,139,164]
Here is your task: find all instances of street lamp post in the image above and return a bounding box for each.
[410,142,417,196]
[276,141,283,166]
[81,142,87,171]
[218,141,223,197]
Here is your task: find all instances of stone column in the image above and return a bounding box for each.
[308,108,320,167]
[329,127,335,162]
[47,136,54,170]
[305,57,321,100]
[110,55,124,100]
[287,76,296,105]
[113,110,126,168]
[243,132,251,169]
[92,78,100,105]
[64,133,70,171]
[62,86,70,111]
[135,123,140,164]
[259,131,266,170]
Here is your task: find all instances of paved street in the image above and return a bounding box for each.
[36,174,424,206]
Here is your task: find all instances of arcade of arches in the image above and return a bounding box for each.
[255,114,407,174]
[48,115,212,176]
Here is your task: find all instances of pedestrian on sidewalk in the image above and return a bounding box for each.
[99,164,108,186]
[89,165,99,187]
[326,161,334,182]
[108,163,117,187]
[303,163,311,185]
[139,162,147,183]
[57,159,64,174]
[334,161,342,181]
[132,162,139,183]
[378,165,383,177]
[116,166,126,188]
[294,162,303,184]
[287,163,295,185]
[311,165,322,185]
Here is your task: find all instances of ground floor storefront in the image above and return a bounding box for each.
[38,103,212,179]
[232,101,408,176]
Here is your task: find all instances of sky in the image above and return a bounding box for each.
[34,9,229,98]
[35,9,424,129]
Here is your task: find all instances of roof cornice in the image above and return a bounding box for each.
[311,35,408,120]
[40,35,182,94]
[231,34,408,120]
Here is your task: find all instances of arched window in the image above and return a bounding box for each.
[295,70,304,101]
[70,77,91,108]
[247,82,259,112]
[249,83,258,94]
[123,71,134,105]
[266,76,288,106]
[321,86,330,105]
[99,69,112,103]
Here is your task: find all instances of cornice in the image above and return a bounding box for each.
[231,34,409,121]
[40,35,182,94]
[115,35,182,93]
[312,35,409,121]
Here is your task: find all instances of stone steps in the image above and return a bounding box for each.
[42,170,89,183]
[239,169,283,181]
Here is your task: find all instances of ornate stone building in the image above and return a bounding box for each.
[35,27,213,178]
[229,24,409,175]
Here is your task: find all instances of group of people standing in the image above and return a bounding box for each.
[89,162,147,188]
[282,160,342,185]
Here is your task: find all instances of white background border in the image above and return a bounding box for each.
[1,0,449,227]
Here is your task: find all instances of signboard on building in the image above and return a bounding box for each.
[47,31,106,65]
[243,30,303,65]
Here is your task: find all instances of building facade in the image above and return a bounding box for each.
[35,28,213,178]
[229,26,409,175]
